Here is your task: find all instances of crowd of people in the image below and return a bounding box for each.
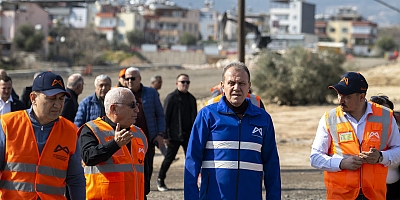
[0,62,399,200]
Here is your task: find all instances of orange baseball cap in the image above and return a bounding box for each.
[119,68,126,78]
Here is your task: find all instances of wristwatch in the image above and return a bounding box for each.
[377,151,383,163]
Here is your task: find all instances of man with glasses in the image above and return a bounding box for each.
[74,74,111,128]
[78,87,147,199]
[311,72,400,200]
[157,74,197,191]
[124,67,165,199]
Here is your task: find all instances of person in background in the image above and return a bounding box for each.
[61,74,84,122]
[184,62,281,200]
[0,71,85,199]
[157,74,197,192]
[117,68,126,87]
[124,67,165,199]
[310,72,400,200]
[79,87,147,200]
[74,74,111,128]
[370,95,400,200]
[150,75,162,96]
[150,74,167,156]
[0,69,19,100]
[0,75,25,115]
[21,72,41,109]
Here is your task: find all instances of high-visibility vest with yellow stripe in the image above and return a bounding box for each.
[324,103,392,200]
[0,110,77,199]
[84,118,147,200]
[206,93,261,108]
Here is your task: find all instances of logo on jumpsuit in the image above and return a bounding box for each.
[53,145,69,161]
[252,127,263,138]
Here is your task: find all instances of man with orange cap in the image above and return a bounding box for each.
[117,68,126,87]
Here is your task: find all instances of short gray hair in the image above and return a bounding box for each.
[67,74,83,89]
[125,67,141,76]
[104,87,132,114]
[94,74,111,87]
[150,75,162,83]
[222,61,250,82]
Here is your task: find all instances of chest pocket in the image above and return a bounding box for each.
[132,138,145,164]
[247,116,267,144]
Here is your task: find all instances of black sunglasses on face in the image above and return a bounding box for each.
[114,102,139,109]
[124,77,136,81]
[179,81,190,84]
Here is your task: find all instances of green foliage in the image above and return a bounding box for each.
[179,32,197,45]
[99,50,135,64]
[126,29,145,47]
[13,24,44,52]
[376,36,397,51]
[253,47,346,105]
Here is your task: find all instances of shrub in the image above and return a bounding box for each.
[253,47,346,105]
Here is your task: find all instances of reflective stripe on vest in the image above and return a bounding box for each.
[248,94,260,108]
[328,107,391,156]
[0,181,66,196]
[5,162,67,179]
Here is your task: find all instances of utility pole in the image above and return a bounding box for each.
[238,0,245,63]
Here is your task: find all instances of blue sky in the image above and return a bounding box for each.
[172,0,400,26]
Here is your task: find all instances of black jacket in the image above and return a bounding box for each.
[61,88,79,122]
[11,98,25,112]
[21,86,32,109]
[164,89,197,142]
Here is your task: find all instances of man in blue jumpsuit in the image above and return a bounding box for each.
[184,61,281,200]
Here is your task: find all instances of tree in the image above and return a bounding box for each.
[179,32,197,45]
[252,47,346,105]
[13,24,44,52]
[126,29,145,47]
[375,36,397,52]
[57,28,109,66]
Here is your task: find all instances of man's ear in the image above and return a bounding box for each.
[30,92,37,105]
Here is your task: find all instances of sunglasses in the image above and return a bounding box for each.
[114,101,139,109]
[124,77,136,81]
[179,81,190,84]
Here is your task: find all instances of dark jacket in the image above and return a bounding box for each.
[61,88,79,122]
[164,89,197,142]
[21,86,32,109]
[11,97,25,112]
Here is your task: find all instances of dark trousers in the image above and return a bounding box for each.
[144,142,156,198]
[158,139,188,180]
[387,179,400,200]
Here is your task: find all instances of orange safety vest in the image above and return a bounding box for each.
[83,118,148,200]
[205,93,261,108]
[0,110,77,199]
[324,103,392,200]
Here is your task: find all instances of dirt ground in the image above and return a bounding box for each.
[7,57,400,199]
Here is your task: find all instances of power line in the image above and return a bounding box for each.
[373,0,400,13]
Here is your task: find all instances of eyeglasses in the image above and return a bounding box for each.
[124,77,136,81]
[179,81,190,84]
[114,101,139,109]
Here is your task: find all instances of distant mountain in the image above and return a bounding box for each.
[172,0,400,27]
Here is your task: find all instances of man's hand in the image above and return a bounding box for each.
[359,148,381,164]
[339,156,363,170]
[114,123,133,147]
[153,134,164,149]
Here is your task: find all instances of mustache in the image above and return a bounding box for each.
[341,103,347,108]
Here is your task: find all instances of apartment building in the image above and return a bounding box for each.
[315,7,378,55]
[199,0,218,41]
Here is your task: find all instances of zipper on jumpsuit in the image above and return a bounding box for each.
[235,119,242,200]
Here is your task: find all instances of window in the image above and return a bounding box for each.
[330,27,335,32]
[342,28,348,33]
